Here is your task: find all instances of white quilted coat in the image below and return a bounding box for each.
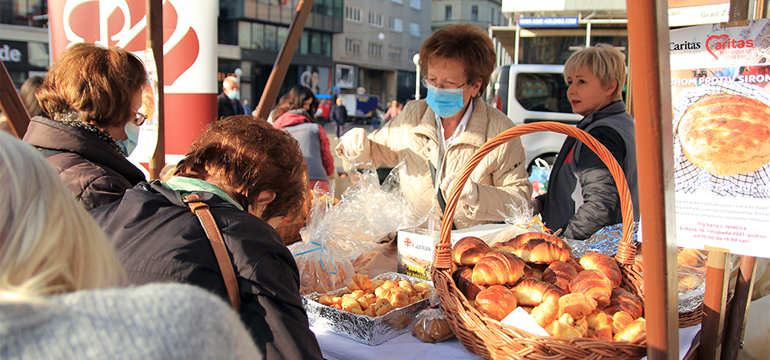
[336,97,533,229]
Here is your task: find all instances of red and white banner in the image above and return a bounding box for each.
[48,0,218,160]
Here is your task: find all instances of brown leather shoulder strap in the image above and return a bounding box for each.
[183,194,241,312]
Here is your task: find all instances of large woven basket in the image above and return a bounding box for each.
[432,122,647,360]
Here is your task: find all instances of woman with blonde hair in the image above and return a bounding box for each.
[0,132,259,359]
[532,44,639,240]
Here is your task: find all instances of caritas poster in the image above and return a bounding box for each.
[670,19,770,258]
[48,0,218,161]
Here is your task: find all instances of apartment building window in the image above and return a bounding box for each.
[409,22,421,37]
[369,11,383,28]
[408,48,419,60]
[410,0,421,10]
[390,17,403,33]
[445,6,452,21]
[345,38,361,54]
[471,5,478,21]
[391,0,403,4]
[369,43,382,57]
[388,46,402,60]
[345,5,362,23]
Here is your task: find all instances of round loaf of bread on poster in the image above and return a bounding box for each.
[678,93,770,175]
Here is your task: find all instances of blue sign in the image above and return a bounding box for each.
[519,17,579,28]
[332,86,340,95]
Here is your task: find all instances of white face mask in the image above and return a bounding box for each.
[117,122,140,157]
[228,90,240,100]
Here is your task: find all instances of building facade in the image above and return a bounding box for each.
[218,0,344,108]
[333,0,431,105]
[0,0,49,89]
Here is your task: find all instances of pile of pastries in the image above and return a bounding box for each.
[451,233,646,342]
[633,246,707,293]
[315,274,431,317]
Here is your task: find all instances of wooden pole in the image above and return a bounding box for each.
[254,0,315,120]
[625,0,679,359]
[720,256,758,360]
[146,0,165,180]
[0,61,31,139]
[699,247,732,360]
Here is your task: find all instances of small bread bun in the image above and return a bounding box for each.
[451,236,492,266]
[474,285,518,321]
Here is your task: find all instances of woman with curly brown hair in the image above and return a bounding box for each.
[89,116,323,360]
[23,43,148,210]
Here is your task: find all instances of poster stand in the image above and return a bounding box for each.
[699,246,732,359]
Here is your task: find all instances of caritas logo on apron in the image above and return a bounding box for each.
[48,0,218,159]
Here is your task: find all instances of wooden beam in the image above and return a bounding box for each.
[626,0,679,359]
[0,60,31,139]
[721,256,758,360]
[699,247,732,360]
[146,0,165,180]
[254,0,315,120]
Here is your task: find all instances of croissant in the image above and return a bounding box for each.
[544,313,587,339]
[569,270,613,308]
[586,311,613,340]
[452,266,485,301]
[609,310,635,335]
[614,318,646,342]
[452,236,492,266]
[542,261,577,293]
[474,285,518,321]
[523,263,544,281]
[471,251,526,286]
[558,293,597,320]
[498,231,571,251]
[604,288,643,319]
[579,252,622,288]
[495,239,571,264]
[510,278,563,327]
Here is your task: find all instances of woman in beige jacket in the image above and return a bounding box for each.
[336,24,532,229]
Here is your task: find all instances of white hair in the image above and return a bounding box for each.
[223,76,239,90]
[0,132,125,301]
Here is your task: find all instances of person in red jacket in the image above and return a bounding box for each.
[273,85,335,192]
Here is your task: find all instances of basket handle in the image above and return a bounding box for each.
[433,122,636,270]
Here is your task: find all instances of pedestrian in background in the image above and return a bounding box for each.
[330,95,348,140]
[217,76,244,119]
[242,98,252,115]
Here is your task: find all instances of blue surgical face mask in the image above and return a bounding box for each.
[118,122,140,157]
[228,90,240,100]
[424,82,466,118]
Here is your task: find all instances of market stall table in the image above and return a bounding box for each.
[311,324,702,360]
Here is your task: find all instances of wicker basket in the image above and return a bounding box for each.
[431,122,647,360]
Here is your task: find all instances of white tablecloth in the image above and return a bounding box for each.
[312,324,701,360]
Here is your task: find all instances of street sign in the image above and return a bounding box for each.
[518,17,578,28]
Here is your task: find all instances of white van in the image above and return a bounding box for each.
[485,65,582,170]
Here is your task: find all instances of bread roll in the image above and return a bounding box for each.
[569,270,613,309]
[452,236,492,266]
[452,266,486,301]
[542,261,578,293]
[544,313,586,339]
[609,310,634,335]
[474,285,518,321]
[579,252,622,288]
[346,273,373,292]
[614,318,646,342]
[586,311,613,340]
[510,278,563,327]
[496,238,571,264]
[471,251,526,286]
[604,288,643,319]
[558,293,597,320]
[678,93,770,175]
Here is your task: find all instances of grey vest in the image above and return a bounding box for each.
[284,122,328,182]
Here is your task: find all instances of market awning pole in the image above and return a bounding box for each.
[147,0,165,180]
[721,255,757,360]
[699,246,731,360]
[0,60,31,139]
[625,0,679,359]
[254,0,315,120]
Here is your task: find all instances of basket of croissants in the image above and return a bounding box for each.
[431,122,647,360]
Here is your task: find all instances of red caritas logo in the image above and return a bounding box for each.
[404,237,413,247]
[706,34,754,60]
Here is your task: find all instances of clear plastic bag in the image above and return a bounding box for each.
[482,194,546,246]
[411,292,455,343]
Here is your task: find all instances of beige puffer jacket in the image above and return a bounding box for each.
[336,97,532,229]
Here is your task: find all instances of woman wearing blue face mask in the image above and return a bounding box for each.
[336,23,532,229]
[23,43,147,210]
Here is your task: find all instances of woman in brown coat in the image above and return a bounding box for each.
[23,43,147,210]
